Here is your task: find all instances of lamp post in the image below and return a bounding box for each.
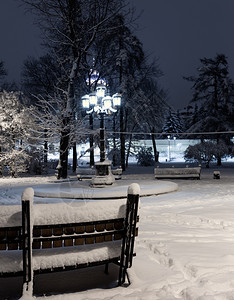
[173,136,176,159]
[167,135,171,161]
[82,83,121,185]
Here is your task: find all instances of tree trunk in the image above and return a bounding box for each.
[89,114,94,166]
[44,129,48,173]
[112,114,116,167]
[59,116,70,179]
[44,140,48,173]
[151,127,159,163]
[100,113,105,162]
[125,134,132,168]
[72,142,77,172]
[59,60,75,179]
[216,136,222,166]
[125,123,137,168]
[120,105,125,171]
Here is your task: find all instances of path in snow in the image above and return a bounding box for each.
[134,165,234,299]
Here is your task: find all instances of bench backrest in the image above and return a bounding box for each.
[154,166,201,175]
[0,213,139,251]
[0,220,126,250]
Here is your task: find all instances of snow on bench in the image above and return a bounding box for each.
[0,184,140,297]
[154,166,201,179]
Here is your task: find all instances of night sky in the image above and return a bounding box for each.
[1,0,234,110]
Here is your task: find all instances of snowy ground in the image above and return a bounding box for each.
[1,164,234,299]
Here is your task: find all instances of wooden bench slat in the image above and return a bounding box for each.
[0,244,6,250]
[64,239,73,247]
[75,225,84,234]
[85,225,94,233]
[53,240,63,248]
[42,241,52,249]
[106,223,114,231]
[8,243,19,250]
[33,218,125,230]
[95,236,105,243]
[32,229,125,243]
[64,227,74,235]
[32,241,41,249]
[53,228,63,236]
[96,224,105,232]
[74,238,84,246]
[42,228,52,237]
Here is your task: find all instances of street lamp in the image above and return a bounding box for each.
[173,136,176,159]
[167,135,171,161]
[82,83,121,186]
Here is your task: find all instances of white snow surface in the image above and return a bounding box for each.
[128,183,140,195]
[1,166,234,299]
[21,187,34,202]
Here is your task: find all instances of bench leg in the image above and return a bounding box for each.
[105,263,109,274]
[22,195,33,297]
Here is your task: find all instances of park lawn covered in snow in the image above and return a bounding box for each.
[1,165,234,299]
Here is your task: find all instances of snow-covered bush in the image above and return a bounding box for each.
[107,148,121,166]
[136,147,154,166]
[26,148,44,175]
[184,141,229,167]
[0,149,30,177]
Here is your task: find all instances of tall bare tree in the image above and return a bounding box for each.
[21,0,129,178]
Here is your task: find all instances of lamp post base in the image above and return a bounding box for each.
[91,159,115,187]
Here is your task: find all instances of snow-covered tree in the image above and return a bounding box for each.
[21,0,131,178]
[162,109,183,135]
[184,54,234,131]
[185,54,233,109]
[184,141,230,168]
[0,91,31,176]
[184,54,234,164]
[76,13,147,170]
[134,71,168,164]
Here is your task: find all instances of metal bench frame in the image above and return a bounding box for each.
[0,186,139,297]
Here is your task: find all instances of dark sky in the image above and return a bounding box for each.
[1,0,234,110]
[0,0,40,84]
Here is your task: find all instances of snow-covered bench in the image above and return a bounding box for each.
[154,166,201,179]
[77,166,122,180]
[0,184,140,297]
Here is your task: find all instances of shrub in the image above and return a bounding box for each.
[136,147,154,166]
[184,141,229,167]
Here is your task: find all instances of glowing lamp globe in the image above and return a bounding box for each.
[112,93,121,107]
[96,84,106,98]
[82,95,90,109]
[102,96,112,109]
[89,92,98,106]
